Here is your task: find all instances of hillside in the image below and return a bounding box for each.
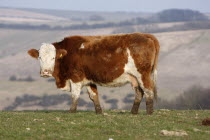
[0,110,209,140]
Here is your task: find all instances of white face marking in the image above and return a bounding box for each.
[39,43,56,76]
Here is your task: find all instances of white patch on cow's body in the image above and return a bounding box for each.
[60,80,71,91]
[124,49,144,89]
[39,43,56,75]
[87,86,96,98]
[80,43,85,49]
[81,49,144,89]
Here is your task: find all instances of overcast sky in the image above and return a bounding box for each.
[0,0,209,13]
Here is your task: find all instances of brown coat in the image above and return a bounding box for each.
[52,33,159,94]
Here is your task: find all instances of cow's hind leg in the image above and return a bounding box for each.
[69,81,82,113]
[127,74,144,114]
[142,74,155,115]
[129,73,155,115]
[87,84,102,114]
[145,89,154,115]
[131,86,144,114]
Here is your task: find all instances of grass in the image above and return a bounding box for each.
[0,110,209,140]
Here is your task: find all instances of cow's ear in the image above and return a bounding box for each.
[57,49,67,59]
[28,49,39,59]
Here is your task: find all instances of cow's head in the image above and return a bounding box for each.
[28,43,67,77]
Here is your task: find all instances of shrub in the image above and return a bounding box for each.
[156,85,210,109]
[9,75,17,81]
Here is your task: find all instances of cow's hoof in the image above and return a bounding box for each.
[95,106,102,114]
[146,110,153,115]
[96,110,103,114]
[96,112,103,115]
[131,106,139,114]
[146,99,153,115]
[146,112,153,115]
[131,110,139,115]
[69,110,76,113]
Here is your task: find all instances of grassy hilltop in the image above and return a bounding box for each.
[0,110,209,140]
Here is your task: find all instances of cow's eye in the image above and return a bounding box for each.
[52,57,55,60]
[38,57,41,59]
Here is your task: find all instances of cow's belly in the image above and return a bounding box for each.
[91,73,130,87]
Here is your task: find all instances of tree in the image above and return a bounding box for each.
[89,15,104,21]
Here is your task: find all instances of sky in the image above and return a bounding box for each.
[0,0,209,13]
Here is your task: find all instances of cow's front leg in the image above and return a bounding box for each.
[69,81,82,113]
[87,84,102,114]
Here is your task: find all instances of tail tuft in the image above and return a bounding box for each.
[153,69,158,101]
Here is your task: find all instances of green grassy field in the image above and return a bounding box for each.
[0,110,209,140]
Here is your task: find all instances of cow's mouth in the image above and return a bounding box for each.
[41,74,52,78]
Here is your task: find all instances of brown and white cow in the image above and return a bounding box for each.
[28,33,160,115]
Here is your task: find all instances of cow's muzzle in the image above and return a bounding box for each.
[40,70,53,78]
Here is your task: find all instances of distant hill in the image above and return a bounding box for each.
[0,8,209,31]
[20,8,152,22]
[125,9,209,25]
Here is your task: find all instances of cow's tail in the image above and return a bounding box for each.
[152,67,158,101]
[150,35,160,101]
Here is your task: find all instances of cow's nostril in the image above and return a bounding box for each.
[44,71,48,74]
[41,70,52,76]
[42,70,49,74]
